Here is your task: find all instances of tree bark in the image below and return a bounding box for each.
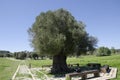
[51,54,70,74]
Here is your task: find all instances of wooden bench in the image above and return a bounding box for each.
[87,63,101,67]
[87,63,101,70]
[66,70,100,80]
[100,65,109,73]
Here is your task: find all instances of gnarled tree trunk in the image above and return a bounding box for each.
[51,54,70,74]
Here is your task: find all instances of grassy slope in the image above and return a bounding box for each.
[0,58,20,80]
[27,54,120,80]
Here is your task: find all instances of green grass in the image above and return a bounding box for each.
[27,54,120,80]
[26,58,52,67]
[0,58,20,80]
[36,71,45,79]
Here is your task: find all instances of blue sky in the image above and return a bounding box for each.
[0,0,120,52]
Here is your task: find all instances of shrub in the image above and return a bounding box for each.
[14,52,27,60]
[96,47,111,56]
[32,53,39,60]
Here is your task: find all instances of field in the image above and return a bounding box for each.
[0,54,120,80]
[27,54,120,80]
[0,58,20,80]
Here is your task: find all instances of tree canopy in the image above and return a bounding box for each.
[28,8,97,56]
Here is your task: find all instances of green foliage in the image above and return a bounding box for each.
[111,47,116,54]
[28,8,97,56]
[96,47,111,56]
[32,53,39,60]
[14,51,27,60]
[0,50,10,53]
[0,50,13,57]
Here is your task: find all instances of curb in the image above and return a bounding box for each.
[12,65,20,80]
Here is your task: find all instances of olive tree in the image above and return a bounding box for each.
[28,9,97,73]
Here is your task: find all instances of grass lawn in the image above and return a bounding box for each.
[0,58,20,80]
[27,54,120,80]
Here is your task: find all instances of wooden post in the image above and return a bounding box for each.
[82,74,87,80]
[29,63,31,68]
[94,72,100,77]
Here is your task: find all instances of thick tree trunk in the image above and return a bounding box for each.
[51,54,70,74]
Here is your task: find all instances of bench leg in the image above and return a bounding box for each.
[82,74,87,80]
[94,73,100,77]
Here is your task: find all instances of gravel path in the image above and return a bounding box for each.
[18,65,29,74]
[14,65,33,80]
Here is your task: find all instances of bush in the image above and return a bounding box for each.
[96,47,111,56]
[0,54,4,57]
[14,52,27,60]
[32,53,39,60]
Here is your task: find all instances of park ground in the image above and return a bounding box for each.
[0,54,120,80]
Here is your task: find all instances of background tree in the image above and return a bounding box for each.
[28,8,97,73]
[111,47,116,54]
[32,53,39,60]
[96,47,111,56]
[0,50,12,57]
[115,49,120,53]
[14,51,27,60]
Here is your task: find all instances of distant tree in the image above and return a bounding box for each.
[32,53,39,60]
[116,49,120,53]
[96,47,111,56]
[0,50,10,54]
[39,54,46,60]
[5,53,13,57]
[28,8,97,73]
[0,54,4,57]
[0,50,12,57]
[111,47,116,54]
[14,52,27,60]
